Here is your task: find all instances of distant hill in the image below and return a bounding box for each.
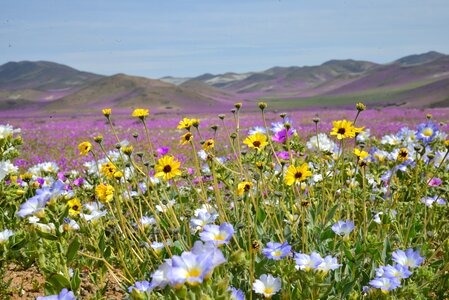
[0,61,102,91]
[1,51,449,115]
[43,74,236,114]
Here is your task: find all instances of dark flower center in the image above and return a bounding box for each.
[244,184,251,191]
[163,165,172,173]
[295,172,303,179]
[337,128,346,134]
[253,141,261,147]
[72,205,79,211]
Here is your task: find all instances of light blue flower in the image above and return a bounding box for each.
[392,248,424,268]
[262,241,292,260]
[417,121,439,144]
[199,222,234,246]
[36,288,75,300]
[228,286,245,300]
[316,255,342,273]
[379,264,412,280]
[331,220,355,238]
[168,251,213,287]
[295,252,323,271]
[369,277,401,293]
[128,280,152,293]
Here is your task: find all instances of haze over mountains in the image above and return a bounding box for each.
[1,51,448,115]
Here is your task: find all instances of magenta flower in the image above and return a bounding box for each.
[428,177,442,186]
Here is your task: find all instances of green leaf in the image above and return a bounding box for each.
[66,236,80,263]
[46,273,71,294]
[70,269,81,292]
[36,230,58,241]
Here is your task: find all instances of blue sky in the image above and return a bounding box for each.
[1,0,449,78]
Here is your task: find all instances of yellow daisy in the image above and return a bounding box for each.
[101,162,117,178]
[155,155,182,181]
[102,108,112,117]
[243,132,268,151]
[78,141,92,156]
[67,198,82,215]
[237,181,253,196]
[330,120,357,140]
[397,148,408,161]
[132,108,149,118]
[353,148,369,160]
[95,183,114,203]
[285,163,312,186]
[179,132,193,145]
[177,118,193,130]
[203,139,215,151]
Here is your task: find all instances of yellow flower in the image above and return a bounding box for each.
[177,118,193,130]
[122,145,133,156]
[354,148,369,160]
[237,181,252,196]
[203,139,214,151]
[285,163,312,186]
[102,108,111,117]
[67,198,82,215]
[114,171,123,179]
[179,132,193,145]
[132,108,149,118]
[330,120,360,140]
[78,142,92,156]
[101,162,117,178]
[155,155,182,181]
[243,132,268,151]
[191,118,200,128]
[397,148,408,161]
[95,183,114,203]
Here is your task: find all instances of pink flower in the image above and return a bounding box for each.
[428,177,442,187]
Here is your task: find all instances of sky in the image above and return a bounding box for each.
[1,0,449,78]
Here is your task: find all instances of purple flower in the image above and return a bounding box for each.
[275,151,291,160]
[72,178,84,186]
[272,128,293,143]
[392,248,424,268]
[199,222,234,246]
[17,180,65,218]
[262,241,292,260]
[428,177,442,186]
[157,146,170,156]
[331,220,355,238]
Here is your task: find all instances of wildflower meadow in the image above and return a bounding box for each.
[1,103,449,299]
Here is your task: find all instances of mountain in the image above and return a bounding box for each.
[1,51,449,115]
[394,51,446,66]
[0,61,102,90]
[43,74,235,114]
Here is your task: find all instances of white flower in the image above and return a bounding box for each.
[0,229,14,243]
[306,133,337,153]
[0,124,21,139]
[253,274,281,298]
[0,160,18,181]
[356,128,371,142]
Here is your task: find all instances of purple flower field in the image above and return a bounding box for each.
[5,107,449,172]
